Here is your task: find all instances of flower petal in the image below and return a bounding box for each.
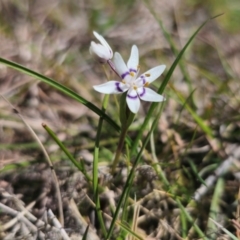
[140,65,166,84]
[113,52,131,82]
[137,87,165,102]
[90,42,111,60]
[134,75,147,87]
[93,31,113,58]
[93,81,128,94]
[126,89,140,113]
[127,45,139,74]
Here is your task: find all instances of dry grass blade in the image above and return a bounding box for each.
[129,196,141,240]
[193,156,237,202]
[0,94,64,226]
[1,190,47,230]
[0,202,45,239]
[236,185,240,238]
[68,199,100,240]
[209,218,239,240]
[47,209,71,240]
[231,219,240,238]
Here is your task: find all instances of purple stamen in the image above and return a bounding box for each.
[121,71,130,79]
[115,82,123,92]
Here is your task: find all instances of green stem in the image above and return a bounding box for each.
[92,93,109,237]
[93,94,109,194]
[107,102,164,239]
[111,95,135,173]
[111,126,128,173]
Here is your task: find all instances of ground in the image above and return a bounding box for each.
[1,0,240,239]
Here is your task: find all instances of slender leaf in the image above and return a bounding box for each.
[82,225,89,240]
[0,57,119,133]
[107,100,163,239]
[42,123,91,182]
[92,94,109,237]
[171,85,213,137]
[177,199,207,239]
[206,178,225,238]
[131,16,217,155]
[144,0,193,93]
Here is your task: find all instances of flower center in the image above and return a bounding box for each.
[133,84,138,90]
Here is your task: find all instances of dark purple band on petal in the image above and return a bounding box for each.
[115,82,123,92]
[139,87,146,97]
[121,71,130,79]
[129,68,137,73]
[140,75,146,84]
[127,93,138,99]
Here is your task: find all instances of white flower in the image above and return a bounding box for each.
[89,31,113,62]
[93,45,166,113]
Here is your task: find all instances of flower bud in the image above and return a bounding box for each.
[89,31,113,63]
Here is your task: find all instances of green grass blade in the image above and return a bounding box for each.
[106,102,163,239]
[188,160,207,186]
[117,221,144,240]
[176,199,207,239]
[42,123,91,182]
[0,57,119,132]
[82,225,89,240]
[144,0,193,94]
[180,209,188,238]
[130,17,215,156]
[206,178,224,239]
[172,86,213,137]
[157,13,223,95]
[92,94,109,237]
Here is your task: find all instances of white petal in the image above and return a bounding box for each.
[140,65,166,84]
[113,52,131,81]
[126,89,140,113]
[93,81,128,94]
[127,45,139,73]
[138,87,165,102]
[134,76,146,87]
[90,42,111,60]
[93,31,113,58]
